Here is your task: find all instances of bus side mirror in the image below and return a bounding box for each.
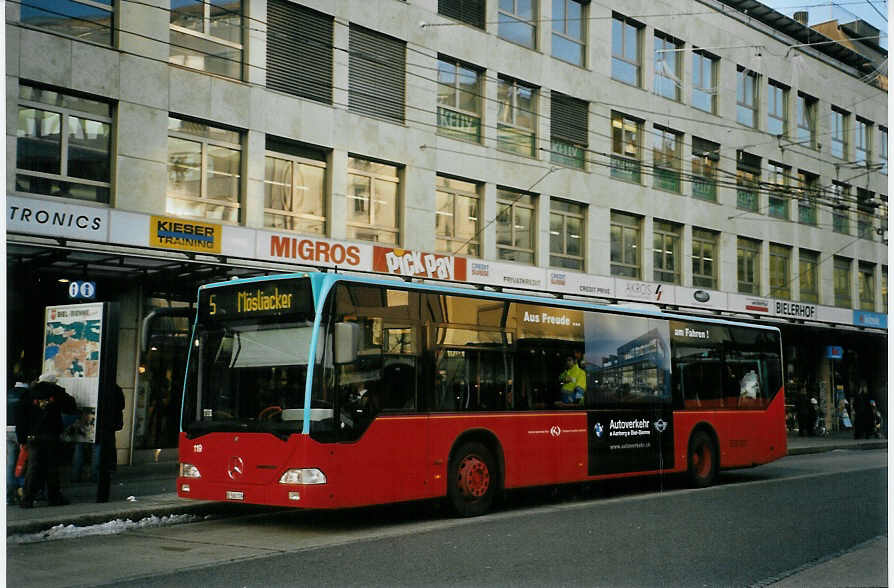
[334,322,360,364]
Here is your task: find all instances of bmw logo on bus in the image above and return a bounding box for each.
[593,422,604,438]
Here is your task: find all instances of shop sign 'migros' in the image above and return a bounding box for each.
[267,234,363,267]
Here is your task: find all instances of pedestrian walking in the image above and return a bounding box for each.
[96,383,126,503]
[16,373,77,508]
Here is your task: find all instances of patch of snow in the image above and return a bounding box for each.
[8,513,198,544]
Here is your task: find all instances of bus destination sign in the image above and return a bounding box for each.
[199,278,312,322]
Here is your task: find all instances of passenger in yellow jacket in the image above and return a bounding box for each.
[559,356,586,404]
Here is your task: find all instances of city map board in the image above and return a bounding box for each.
[43,303,104,443]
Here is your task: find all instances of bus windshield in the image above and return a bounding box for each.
[181,277,333,438]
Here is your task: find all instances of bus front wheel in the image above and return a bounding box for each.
[447,442,497,517]
[687,430,717,488]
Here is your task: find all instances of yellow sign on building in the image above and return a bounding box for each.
[149,216,221,253]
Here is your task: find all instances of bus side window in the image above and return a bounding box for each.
[670,321,727,410]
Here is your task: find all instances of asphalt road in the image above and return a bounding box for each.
[8,449,886,587]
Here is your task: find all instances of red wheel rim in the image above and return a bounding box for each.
[457,455,490,499]
[693,442,712,478]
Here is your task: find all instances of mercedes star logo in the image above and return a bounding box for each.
[227,456,245,480]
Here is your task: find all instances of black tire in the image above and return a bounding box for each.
[687,429,717,488]
[447,441,497,517]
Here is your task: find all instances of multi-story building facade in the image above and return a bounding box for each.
[5,0,887,464]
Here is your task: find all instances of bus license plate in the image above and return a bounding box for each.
[226,491,244,501]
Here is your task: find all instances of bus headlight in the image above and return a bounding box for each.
[279,468,326,485]
[180,463,202,478]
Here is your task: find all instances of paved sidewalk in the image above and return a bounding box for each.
[768,535,888,588]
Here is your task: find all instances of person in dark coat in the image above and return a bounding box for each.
[853,392,872,439]
[95,383,126,503]
[796,392,812,437]
[15,373,77,508]
[7,376,29,504]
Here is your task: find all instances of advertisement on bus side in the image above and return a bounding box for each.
[587,410,674,475]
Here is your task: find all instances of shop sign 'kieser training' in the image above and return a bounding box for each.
[373,246,467,281]
[149,216,221,254]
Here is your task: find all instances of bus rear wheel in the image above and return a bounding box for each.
[687,430,717,488]
[447,442,497,517]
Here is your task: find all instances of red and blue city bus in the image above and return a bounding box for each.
[177,272,786,516]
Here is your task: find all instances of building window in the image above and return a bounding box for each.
[858,262,875,311]
[769,244,791,300]
[881,195,889,244]
[830,107,848,159]
[498,0,537,49]
[652,126,681,193]
[857,188,875,241]
[880,127,887,175]
[736,151,760,212]
[692,228,717,289]
[612,14,641,87]
[796,170,818,226]
[766,80,788,137]
[691,137,718,202]
[796,92,817,149]
[654,32,681,101]
[437,57,482,143]
[497,77,537,157]
[16,84,112,204]
[833,256,852,308]
[496,189,536,263]
[767,161,790,220]
[267,0,332,104]
[438,0,485,29]
[855,118,872,165]
[799,249,819,304]
[552,0,586,66]
[737,237,761,295]
[349,25,406,124]
[653,220,681,284]
[346,156,400,245]
[20,0,113,45]
[549,199,585,270]
[611,112,642,183]
[610,212,641,278]
[736,67,758,128]
[263,138,327,235]
[832,182,851,235]
[883,266,888,310]
[550,92,588,169]
[170,0,243,79]
[692,50,717,113]
[436,175,480,256]
[167,117,242,222]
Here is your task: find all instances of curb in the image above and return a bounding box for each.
[787,441,887,456]
[6,498,213,537]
